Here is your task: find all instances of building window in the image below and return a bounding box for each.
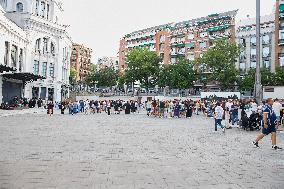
[35,38,40,52]
[11,45,17,68]
[280,31,284,40]
[251,48,256,61]
[159,44,164,52]
[200,32,208,38]
[19,49,23,72]
[0,0,7,8]
[263,47,270,58]
[187,54,195,61]
[262,35,270,44]
[49,63,54,77]
[251,62,256,68]
[199,41,207,49]
[47,4,50,19]
[160,35,165,43]
[188,33,194,40]
[40,1,45,17]
[43,38,48,54]
[35,0,39,15]
[171,58,176,64]
[280,57,284,67]
[34,60,39,75]
[16,2,24,12]
[240,51,246,61]
[4,41,9,65]
[251,37,256,45]
[50,42,55,55]
[42,62,47,77]
[263,60,270,68]
[239,38,246,47]
[240,62,246,69]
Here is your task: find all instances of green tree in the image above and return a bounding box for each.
[158,58,195,90]
[69,67,77,85]
[86,67,118,88]
[274,67,284,86]
[124,48,161,91]
[196,39,240,90]
[240,68,275,91]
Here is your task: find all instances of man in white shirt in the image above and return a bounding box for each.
[214,102,225,132]
[273,99,282,127]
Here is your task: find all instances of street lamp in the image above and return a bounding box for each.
[254,0,262,103]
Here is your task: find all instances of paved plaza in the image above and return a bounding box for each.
[0,111,284,189]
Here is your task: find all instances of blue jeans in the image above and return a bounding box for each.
[231,114,238,125]
[215,119,224,131]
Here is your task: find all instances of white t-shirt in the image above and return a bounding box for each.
[215,106,224,119]
[273,102,282,117]
[225,102,233,111]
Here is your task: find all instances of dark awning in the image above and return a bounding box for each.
[0,64,16,73]
[3,72,45,82]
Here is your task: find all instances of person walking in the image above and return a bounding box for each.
[214,102,225,132]
[47,101,54,116]
[253,98,282,150]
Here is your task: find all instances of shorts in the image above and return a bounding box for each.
[276,116,281,122]
[262,125,276,135]
[160,108,164,113]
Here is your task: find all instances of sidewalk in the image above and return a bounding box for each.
[0,108,47,118]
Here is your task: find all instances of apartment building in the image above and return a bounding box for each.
[119,10,238,71]
[71,44,93,82]
[275,0,284,68]
[97,57,119,71]
[236,14,276,75]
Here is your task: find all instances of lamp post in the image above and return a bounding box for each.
[254,0,262,103]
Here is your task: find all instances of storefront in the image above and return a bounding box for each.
[1,72,45,104]
[0,64,17,104]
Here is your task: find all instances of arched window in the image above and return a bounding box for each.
[35,38,41,52]
[16,2,24,12]
[50,42,55,55]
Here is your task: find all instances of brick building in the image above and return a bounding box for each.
[275,0,284,68]
[71,44,93,82]
[118,10,238,72]
[97,57,119,71]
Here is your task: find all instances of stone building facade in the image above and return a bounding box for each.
[0,0,72,103]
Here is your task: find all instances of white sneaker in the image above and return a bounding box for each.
[222,128,225,133]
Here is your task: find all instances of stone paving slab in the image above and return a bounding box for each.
[0,108,46,118]
[0,112,283,189]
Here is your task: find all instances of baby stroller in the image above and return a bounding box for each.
[240,110,250,130]
[248,112,261,131]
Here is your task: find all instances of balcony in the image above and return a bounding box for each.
[279,39,284,45]
[279,53,284,58]
[280,13,284,20]
[239,56,246,62]
[250,55,257,62]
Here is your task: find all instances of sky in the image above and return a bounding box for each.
[60,0,275,63]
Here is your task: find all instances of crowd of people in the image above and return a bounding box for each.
[3,95,283,150]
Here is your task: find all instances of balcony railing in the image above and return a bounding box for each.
[279,39,284,45]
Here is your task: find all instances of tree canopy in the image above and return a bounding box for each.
[124,48,161,90]
[196,39,240,90]
[158,58,195,89]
